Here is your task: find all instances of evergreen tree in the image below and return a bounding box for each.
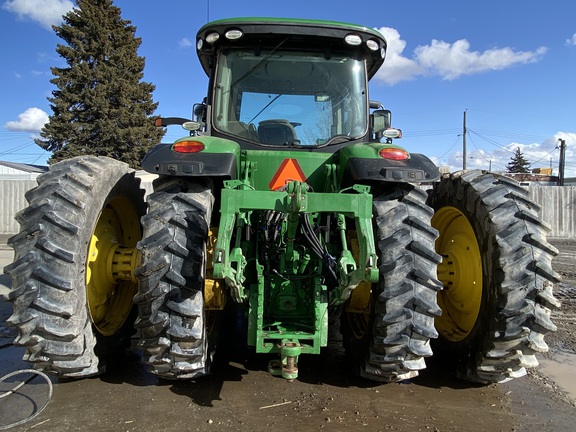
[506,147,531,173]
[35,0,164,168]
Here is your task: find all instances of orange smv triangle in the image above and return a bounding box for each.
[268,158,307,190]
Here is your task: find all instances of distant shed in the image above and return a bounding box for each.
[0,161,48,180]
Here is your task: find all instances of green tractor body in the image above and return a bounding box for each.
[5,17,560,385]
[140,18,438,376]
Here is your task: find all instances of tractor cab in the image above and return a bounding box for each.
[195,18,395,148]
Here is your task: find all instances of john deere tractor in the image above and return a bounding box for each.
[5,18,560,384]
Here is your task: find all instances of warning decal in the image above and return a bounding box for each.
[268,158,307,190]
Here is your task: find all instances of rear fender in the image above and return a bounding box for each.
[338,143,440,185]
[141,137,241,179]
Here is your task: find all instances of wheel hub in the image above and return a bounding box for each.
[86,199,141,336]
[432,206,482,342]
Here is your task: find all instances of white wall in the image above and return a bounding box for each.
[0,177,154,235]
[1,179,574,238]
[529,186,576,238]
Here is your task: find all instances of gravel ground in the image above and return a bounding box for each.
[546,238,576,353]
[521,238,576,411]
[1,239,576,431]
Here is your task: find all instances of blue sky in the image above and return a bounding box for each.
[1,0,575,175]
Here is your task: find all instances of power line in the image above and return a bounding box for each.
[403,128,461,137]
[467,133,493,166]
[467,128,556,161]
[469,127,550,142]
[529,146,559,167]
[467,128,516,153]
[436,135,462,160]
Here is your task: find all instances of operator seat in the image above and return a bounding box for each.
[258,119,298,145]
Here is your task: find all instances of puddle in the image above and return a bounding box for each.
[539,350,576,401]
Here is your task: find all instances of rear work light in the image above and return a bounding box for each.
[366,39,379,51]
[225,29,243,40]
[344,34,362,46]
[172,141,205,153]
[379,147,410,161]
[206,32,220,44]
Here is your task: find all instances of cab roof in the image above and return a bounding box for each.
[196,17,387,80]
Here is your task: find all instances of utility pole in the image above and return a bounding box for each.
[558,138,566,186]
[463,110,467,170]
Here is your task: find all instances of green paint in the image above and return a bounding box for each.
[199,17,385,40]
[214,174,377,360]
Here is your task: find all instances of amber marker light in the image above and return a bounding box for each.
[172,140,205,153]
[378,147,410,161]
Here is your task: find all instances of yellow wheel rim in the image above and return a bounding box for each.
[344,232,372,339]
[205,228,224,338]
[345,281,372,339]
[432,206,482,342]
[86,196,141,336]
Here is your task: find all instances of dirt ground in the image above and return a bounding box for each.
[1,241,575,432]
[529,238,576,411]
[543,239,576,353]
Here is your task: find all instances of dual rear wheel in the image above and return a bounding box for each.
[5,159,560,383]
[5,156,144,376]
[428,171,560,382]
[342,171,560,383]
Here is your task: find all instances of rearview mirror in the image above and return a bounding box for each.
[372,109,391,133]
[193,102,207,121]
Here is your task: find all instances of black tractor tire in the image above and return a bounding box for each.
[134,177,216,379]
[4,156,145,377]
[342,184,443,382]
[427,171,561,383]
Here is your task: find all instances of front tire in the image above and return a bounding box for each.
[4,156,145,377]
[427,171,561,383]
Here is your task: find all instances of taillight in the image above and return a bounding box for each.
[172,141,205,153]
[378,147,409,161]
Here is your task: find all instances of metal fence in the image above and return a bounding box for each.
[1,179,575,238]
[529,186,576,238]
[0,180,36,236]
[0,178,154,235]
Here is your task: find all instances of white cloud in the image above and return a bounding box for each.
[2,0,74,30]
[375,27,547,85]
[435,132,576,177]
[566,33,576,46]
[376,27,423,85]
[4,107,49,132]
[179,38,193,48]
[416,41,546,80]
